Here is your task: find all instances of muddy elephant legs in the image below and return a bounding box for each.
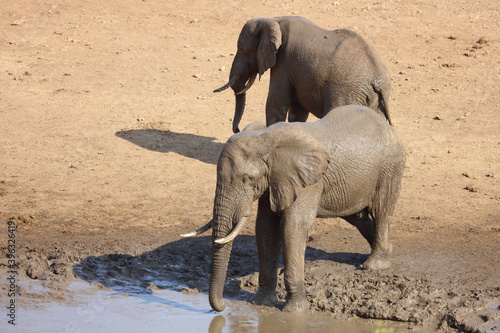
[343,209,394,270]
[281,220,310,312]
[253,188,319,312]
[361,173,398,270]
[363,215,392,270]
[252,195,281,307]
[280,186,320,312]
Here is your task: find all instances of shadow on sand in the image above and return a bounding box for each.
[116,129,226,165]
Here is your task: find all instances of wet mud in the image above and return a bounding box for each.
[5,220,497,333]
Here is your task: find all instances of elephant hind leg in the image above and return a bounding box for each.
[342,209,375,248]
[363,172,402,270]
[361,215,392,271]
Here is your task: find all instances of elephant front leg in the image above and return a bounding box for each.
[253,195,281,307]
[266,77,292,126]
[281,224,309,312]
[281,186,320,312]
[287,102,309,123]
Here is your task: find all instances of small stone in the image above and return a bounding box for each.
[26,259,50,279]
[465,184,479,193]
[477,37,488,45]
[180,287,199,294]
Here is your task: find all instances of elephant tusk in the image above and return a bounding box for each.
[214,216,248,244]
[180,219,212,238]
[234,73,257,95]
[213,75,239,93]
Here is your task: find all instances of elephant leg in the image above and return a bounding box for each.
[362,176,397,270]
[253,194,281,307]
[281,186,320,312]
[362,215,392,270]
[342,209,375,248]
[266,76,292,126]
[287,102,309,123]
[281,221,308,312]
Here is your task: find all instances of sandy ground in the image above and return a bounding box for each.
[0,1,499,332]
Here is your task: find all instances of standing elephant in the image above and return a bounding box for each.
[182,105,405,312]
[214,16,392,133]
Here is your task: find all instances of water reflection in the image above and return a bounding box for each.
[209,315,226,333]
[207,306,398,333]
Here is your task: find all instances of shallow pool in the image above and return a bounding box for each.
[3,279,432,333]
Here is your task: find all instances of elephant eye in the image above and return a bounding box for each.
[242,175,252,185]
[238,46,252,56]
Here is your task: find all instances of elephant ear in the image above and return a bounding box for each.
[265,126,331,212]
[256,19,282,77]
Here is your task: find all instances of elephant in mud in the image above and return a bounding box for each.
[214,16,392,133]
[182,105,405,312]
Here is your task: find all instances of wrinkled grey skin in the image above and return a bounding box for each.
[214,16,392,133]
[207,105,405,312]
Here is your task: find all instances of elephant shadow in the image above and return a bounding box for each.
[116,129,226,165]
[73,234,368,311]
[72,235,258,308]
[305,246,368,270]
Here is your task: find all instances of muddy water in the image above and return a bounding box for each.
[4,279,433,333]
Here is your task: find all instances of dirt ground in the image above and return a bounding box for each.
[1,0,499,332]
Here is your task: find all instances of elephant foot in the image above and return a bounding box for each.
[283,295,309,312]
[362,254,391,270]
[251,289,279,308]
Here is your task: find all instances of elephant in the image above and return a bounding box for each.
[182,105,405,313]
[214,16,392,133]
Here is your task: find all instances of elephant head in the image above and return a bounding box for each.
[183,124,330,312]
[214,18,282,133]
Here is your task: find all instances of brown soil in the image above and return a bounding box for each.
[1,1,499,332]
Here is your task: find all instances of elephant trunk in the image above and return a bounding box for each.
[209,239,233,312]
[233,93,246,133]
[209,191,237,312]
